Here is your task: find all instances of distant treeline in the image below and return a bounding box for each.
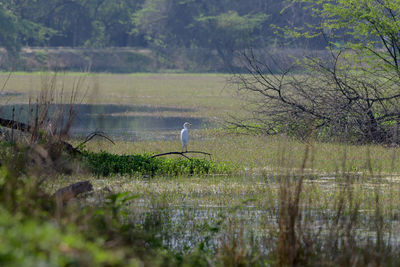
[0,0,324,71]
[0,47,326,73]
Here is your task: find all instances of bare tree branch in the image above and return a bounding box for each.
[151,151,212,160]
[76,131,115,149]
[232,47,400,143]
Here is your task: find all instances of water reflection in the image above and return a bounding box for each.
[0,104,211,141]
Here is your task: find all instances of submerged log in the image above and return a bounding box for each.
[52,180,93,203]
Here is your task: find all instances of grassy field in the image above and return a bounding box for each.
[2,72,400,265]
[0,72,240,119]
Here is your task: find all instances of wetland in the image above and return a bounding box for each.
[2,72,400,266]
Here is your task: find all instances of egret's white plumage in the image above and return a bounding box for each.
[180,122,191,152]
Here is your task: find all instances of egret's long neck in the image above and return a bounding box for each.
[184,125,188,130]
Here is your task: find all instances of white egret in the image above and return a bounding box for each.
[180,122,191,152]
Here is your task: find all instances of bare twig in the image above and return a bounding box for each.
[151,152,191,160]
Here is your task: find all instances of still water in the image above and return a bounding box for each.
[0,104,212,141]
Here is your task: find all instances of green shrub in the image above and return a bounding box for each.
[83,151,231,177]
[0,208,123,267]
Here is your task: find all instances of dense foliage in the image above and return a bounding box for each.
[0,1,321,62]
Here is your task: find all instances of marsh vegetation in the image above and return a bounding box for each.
[0,71,400,266]
[3,0,400,266]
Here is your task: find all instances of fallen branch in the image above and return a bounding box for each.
[0,117,31,132]
[151,150,212,160]
[52,180,93,203]
[76,131,115,149]
[0,116,82,155]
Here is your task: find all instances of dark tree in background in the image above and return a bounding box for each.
[0,1,55,53]
[0,5,19,56]
[0,0,322,64]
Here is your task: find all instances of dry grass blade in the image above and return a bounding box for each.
[1,71,12,92]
